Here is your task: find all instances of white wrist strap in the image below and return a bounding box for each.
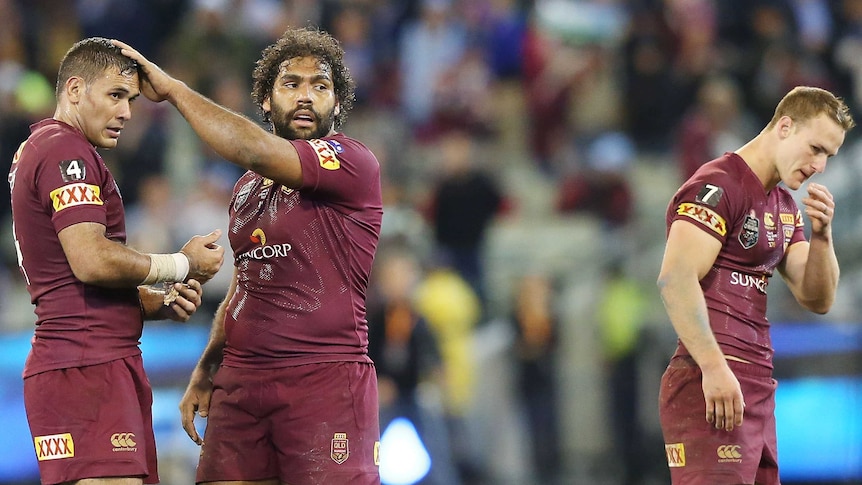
[140,253,190,285]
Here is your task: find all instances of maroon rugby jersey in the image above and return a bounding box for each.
[223,133,382,367]
[665,152,806,369]
[9,119,142,378]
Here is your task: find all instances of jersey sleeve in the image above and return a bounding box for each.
[668,172,739,244]
[33,138,108,233]
[290,136,381,212]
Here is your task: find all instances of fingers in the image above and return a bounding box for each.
[164,280,203,322]
[181,230,226,283]
[733,397,745,428]
[706,395,745,431]
[111,39,146,65]
[179,398,203,445]
[200,229,223,246]
[804,183,835,219]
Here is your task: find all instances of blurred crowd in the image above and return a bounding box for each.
[3,0,862,484]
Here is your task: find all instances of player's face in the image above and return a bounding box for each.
[264,56,339,140]
[777,113,845,190]
[72,68,139,149]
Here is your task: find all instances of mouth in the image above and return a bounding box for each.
[106,126,123,138]
[292,110,316,128]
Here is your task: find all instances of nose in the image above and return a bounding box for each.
[118,100,132,121]
[297,82,313,102]
[813,155,828,174]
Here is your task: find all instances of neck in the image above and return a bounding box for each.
[734,132,779,191]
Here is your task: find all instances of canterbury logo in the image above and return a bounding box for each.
[717,444,742,461]
[111,432,137,448]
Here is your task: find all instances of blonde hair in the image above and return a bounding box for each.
[766,86,855,131]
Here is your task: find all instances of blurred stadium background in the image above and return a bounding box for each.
[0,0,860,484]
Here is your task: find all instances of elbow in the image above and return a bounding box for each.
[68,261,100,285]
[68,260,126,288]
[798,295,834,315]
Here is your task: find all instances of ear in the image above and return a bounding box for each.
[777,115,794,138]
[262,96,271,116]
[334,103,341,117]
[64,76,84,104]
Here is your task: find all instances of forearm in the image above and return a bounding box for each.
[799,235,839,312]
[659,277,726,370]
[194,275,235,376]
[197,313,226,375]
[78,235,152,287]
[138,285,165,319]
[166,80,297,182]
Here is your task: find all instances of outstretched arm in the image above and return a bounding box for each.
[112,39,303,188]
[657,220,745,431]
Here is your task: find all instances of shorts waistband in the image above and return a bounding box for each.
[670,355,773,378]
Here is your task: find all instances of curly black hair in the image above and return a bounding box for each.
[252,27,355,130]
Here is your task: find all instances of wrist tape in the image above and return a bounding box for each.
[140,253,190,285]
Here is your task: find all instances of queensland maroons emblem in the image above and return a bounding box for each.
[331,432,349,464]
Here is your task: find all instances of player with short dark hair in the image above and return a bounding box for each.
[657,85,855,484]
[9,37,225,485]
[115,26,383,485]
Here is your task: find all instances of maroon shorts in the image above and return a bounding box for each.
[23,355,158,485]
[659,356,779,485]
[197,361,380,484]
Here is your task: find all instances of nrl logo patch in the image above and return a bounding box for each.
[331,432,349,464]
[739,213,759,249]
[234,179,256,210]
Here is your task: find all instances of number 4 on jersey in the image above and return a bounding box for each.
[59,159,86,182]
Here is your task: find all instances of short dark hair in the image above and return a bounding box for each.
[56,37,138,99]
[252,27,355,129]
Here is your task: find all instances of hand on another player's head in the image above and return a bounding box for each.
[111,39,177,103]
[181,229,225,285]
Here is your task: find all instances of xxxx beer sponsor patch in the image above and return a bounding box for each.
[676,202,727,236]
[50,183,102,212]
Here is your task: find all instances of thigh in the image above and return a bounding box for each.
[273,362,381,485]
[659,357,767,485]
[25,356,157,485]
[196,366,278,482]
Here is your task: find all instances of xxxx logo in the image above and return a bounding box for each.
[111,432,137,450]
[309,139,341,171]
[665,443,685,467]
[717,444,742,462]
[34,433,74,461]
[50,183,102,212]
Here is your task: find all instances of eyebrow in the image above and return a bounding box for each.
[279,72,332,83]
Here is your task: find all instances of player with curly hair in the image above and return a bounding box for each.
[114,26,382,485]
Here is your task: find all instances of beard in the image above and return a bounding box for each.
[270,103,336,140]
